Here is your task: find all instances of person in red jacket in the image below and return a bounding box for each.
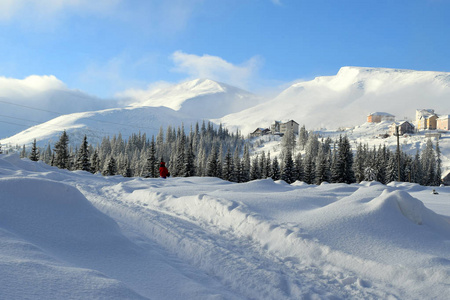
[159,161,169,179]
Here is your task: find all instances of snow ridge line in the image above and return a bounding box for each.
[127,189,397,299]
[139,189,449,300]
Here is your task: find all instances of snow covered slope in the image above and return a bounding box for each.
[0,106,198,147]
[127,78,266,119]
[1,153,449,299]
[219,67,450,133]
[0,75,117,139]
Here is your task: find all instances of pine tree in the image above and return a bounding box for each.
[315,146,330,184]
[333,135,355,184]
[53,130,70,169]
[0,142,2,154]
[103,156,117,176]
[75,135,91,172]
[271,156,281,180]
[435,139,442,186]
[143,136,158,178]
[241,144,251,182]
[250,155,261,181]
[281,149,295,184]
[183,140,196,177]
[29,139,39,162]
[90,149,100,174]
[294,153,304,182]
[222,148,234,181]
[353,143,365,183]
[206,144,219,177]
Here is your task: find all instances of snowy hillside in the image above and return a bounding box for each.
[0,75,117,139]
[0,106,199,148]
[1,153,449,299]
[126,78,266,119]
[219,67,450,134]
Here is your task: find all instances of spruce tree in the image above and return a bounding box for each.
[103,156,117,176]
[271,156,281,180]
[222,148,234,181]
[281,149,295,184]
[183,140,196,177]
[206,144,219,177]
[75,135,91,172]
[435,139,442,185]
[53,130,70,169]
[29,139,39,162]
[143,136,158,178]
[250,155,261,181]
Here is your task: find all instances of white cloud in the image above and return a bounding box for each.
[0,75,67,97]
[171,51,262,89]
[271,0,282,5]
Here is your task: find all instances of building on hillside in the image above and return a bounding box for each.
[416,109,438,130]
[437,115,450,131]
[270,121,282,134]
[250,128,270,137]
[367,112,395,123]
[280,120,299,135]
[270,120,299,135]
[388,121,415,136]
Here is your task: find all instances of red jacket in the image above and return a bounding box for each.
[159,162,169,178]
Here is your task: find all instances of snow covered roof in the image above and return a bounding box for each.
[438,115,450,120]
[367,112,395,117]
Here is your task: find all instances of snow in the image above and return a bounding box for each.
[1,153,449,299]
[126,78,266,119]
[219,66,450,134]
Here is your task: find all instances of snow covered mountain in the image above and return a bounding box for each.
[126,78,266,119]
[0,78,266,147]
[0,106,199,148]
[219,67,450,134]
[0,75,118,139]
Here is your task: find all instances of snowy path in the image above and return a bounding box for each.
[77,179,404,299]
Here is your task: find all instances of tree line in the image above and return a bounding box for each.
[15,122,443,186]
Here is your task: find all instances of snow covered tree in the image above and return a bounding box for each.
[53,130,70,169]
[90,149,100,174]
[271,156,281,181]
[281,149,296,184]
[435,139,442,186]
[29,139,39,162]
[183,140,196,177]
[143,136,158,178]
[294,153,304,182]
[250,155,261,181]
[102,156,117,176]
[222,148,234,181]
[332,135,355,184]
[75,135,91,172]
[298,125,308,150]
[315,146,330,184]
[206,144,219,177]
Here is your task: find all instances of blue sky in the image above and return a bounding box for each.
[1,0,449,98]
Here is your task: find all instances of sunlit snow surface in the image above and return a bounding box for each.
[1,153,449,299]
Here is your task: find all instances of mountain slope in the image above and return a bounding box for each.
[0,75,117,139]
[0,106,198,148]
[127,79,266,119]
[218,67,450,134]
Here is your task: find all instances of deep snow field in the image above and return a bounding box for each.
[1,153,449,300]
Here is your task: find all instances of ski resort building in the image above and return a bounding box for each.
[250,128,270,137]
[437,115,450,131]
[416,109,438,130]
[388,121,415,136]
[367,112,395,123]
[270,120,299,135]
